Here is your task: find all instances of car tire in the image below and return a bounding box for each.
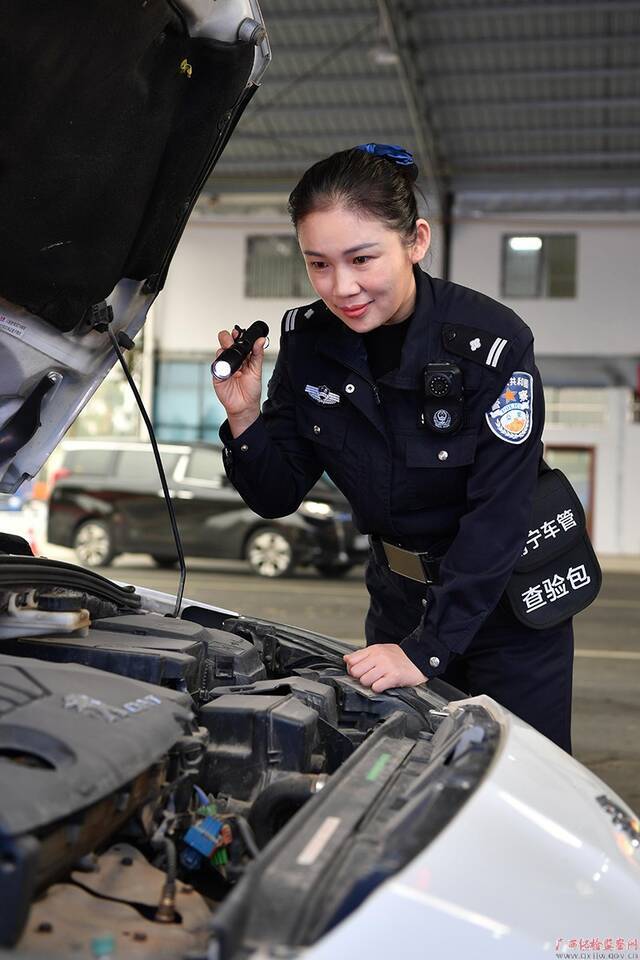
[73,519,116,567]
[151,554,179,569]
[245,527,295,578]
[314,562,354,578]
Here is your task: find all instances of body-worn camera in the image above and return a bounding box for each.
[421,362,464,435]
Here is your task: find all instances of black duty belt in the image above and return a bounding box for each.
[369,536,441,585]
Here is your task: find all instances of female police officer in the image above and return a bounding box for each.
[213,144,574,753]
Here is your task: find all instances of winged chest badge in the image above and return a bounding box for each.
[305,384,341,406]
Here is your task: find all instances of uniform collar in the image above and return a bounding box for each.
[378,265,435,389]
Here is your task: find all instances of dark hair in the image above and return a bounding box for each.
[288,147,421,243]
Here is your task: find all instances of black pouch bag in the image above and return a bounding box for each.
[505,464,602,628]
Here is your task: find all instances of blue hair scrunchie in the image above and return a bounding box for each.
[355,142,415,167]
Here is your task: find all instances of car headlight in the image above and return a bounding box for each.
[299,500,335,518]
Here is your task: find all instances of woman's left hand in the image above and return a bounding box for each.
[343,644,428,693]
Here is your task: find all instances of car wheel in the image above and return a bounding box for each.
[314,562,354,578]
[151,554,179,569]
[245,528,295,578]
[73,519,115,567]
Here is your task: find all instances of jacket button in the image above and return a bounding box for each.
[345,383,355,394]
[445,328,456,342]
[313,425,321,434]
[429,656,440,668]
[240,443,249,452]
[438,450,448,461]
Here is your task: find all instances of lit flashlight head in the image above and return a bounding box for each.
[211,358,232,381]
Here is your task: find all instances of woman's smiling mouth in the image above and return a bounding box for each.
[339,301,373,318]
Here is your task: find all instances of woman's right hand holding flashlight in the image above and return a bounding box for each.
[212,328,267,438]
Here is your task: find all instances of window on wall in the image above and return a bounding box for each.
[245,235,315,298]
[502,234,576,298]
[154,356,276,442]
[543,387,608,427]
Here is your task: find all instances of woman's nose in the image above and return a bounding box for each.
[332,266,360,299]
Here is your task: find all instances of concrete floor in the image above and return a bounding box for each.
[83,553,640,814]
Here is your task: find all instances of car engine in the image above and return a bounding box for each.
[0,555,494,959]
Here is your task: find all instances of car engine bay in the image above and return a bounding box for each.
[0,553,497,960]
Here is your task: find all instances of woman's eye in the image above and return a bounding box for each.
[353,255,371,265]
[310,260,327,270]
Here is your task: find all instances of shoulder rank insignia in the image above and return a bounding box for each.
[443,322,510,370]
[485,371,533,444]
[305,384,340,406]
[283,306,315,333]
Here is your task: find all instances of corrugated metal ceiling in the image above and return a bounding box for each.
[211,0,640,212]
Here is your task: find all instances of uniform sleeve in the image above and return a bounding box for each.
[401,341,544,678]
[218,325,324,518]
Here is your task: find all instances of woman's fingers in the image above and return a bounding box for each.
[343,647,371,665]
[358,665,387,688]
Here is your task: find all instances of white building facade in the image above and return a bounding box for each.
[146,207,640,556]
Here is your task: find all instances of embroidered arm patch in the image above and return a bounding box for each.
[485,371,533,444]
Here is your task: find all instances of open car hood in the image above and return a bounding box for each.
[0,0,270,494]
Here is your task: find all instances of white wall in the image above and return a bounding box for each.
[452,215,640,356]
[154,219,307,358]
[544,391,640,555]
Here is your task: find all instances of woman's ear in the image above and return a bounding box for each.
[410,218,431,263]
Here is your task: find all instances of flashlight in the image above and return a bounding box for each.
[211,320,269,381]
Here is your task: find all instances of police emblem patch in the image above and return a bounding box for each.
[485,371,533,444]
[305,384,341,406]
[433,408,452,430]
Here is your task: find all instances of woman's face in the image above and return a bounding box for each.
[297,204,430,333]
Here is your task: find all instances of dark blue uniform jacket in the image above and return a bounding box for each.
[220,267,544,679]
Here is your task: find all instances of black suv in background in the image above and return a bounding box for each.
[46,440,368,578]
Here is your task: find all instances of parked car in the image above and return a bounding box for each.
[0,4,638,960]
[46,439,368,577]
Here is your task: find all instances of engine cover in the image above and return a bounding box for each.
[0,654,193,946]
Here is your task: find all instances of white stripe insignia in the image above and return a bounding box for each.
[305,384,341,406]
[491,338,508,367]
[289,308,298,332]
[304,308,314,319]
[486,336,507,368]
[284,310,293,332]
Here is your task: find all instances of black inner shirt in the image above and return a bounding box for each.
[363,316,411,380]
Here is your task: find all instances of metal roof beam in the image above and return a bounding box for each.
[432,96,640,111]
[264,1,640,21]
[261,66,640,85]
[440,125,640,138]
[244,97,640,117]
[453,150,640,166]
[376,0,448,212]
[243,103,408,117]
[263,33,640,53]
[414,32,640,51]
[232,130,414,142]
[416,0,640,15]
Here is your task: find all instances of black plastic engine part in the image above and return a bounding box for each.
[199,693,319,802]
[209,712,412,958]
[209,676,339,726]
[2,613,265,700]
[0,654,193,947]
[247,773,322,850]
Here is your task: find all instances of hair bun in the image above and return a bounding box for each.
[355,142,419,182]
